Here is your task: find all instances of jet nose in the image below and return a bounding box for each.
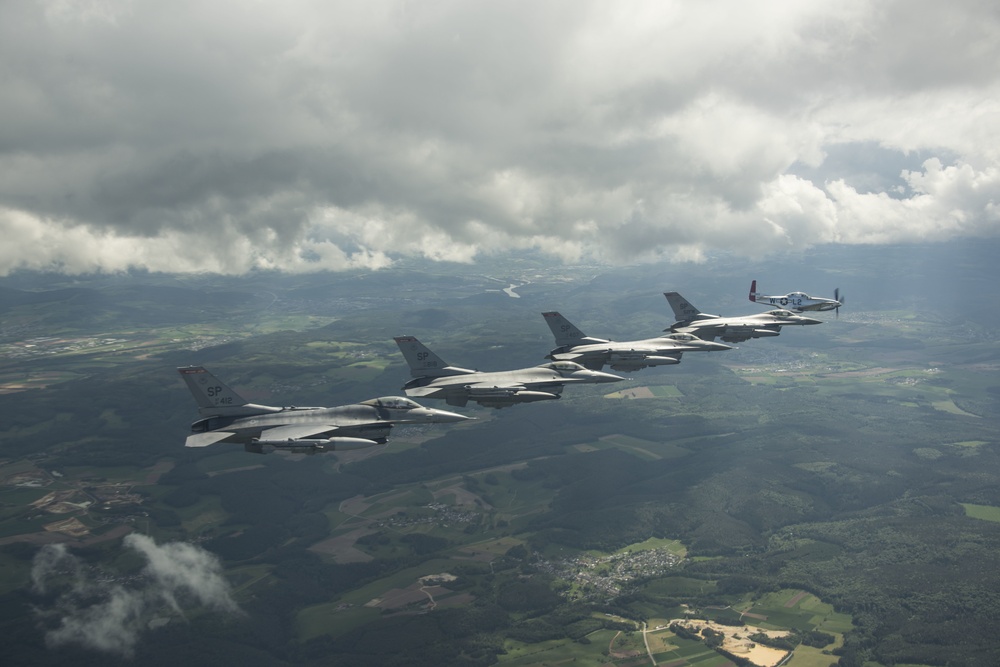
[419,407,473,423]
[707,341,734,351]
[800,316,823,325]
[587,370,626,383]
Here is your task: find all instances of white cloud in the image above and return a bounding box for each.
[1,0,999,275]
[828,159,1000,243]
[31,534,240,657]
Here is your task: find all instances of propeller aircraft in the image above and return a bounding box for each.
[748,280,843,315]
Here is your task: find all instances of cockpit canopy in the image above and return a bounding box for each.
[539,361,586,373]
[663,332,698,342]
[361,396,424,410]
[765,309,797,318]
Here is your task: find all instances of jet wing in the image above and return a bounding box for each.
[185,431,236,448]
[257,424,342,441]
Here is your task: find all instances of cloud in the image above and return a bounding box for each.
[31,534,240,657]
[1,1,999,275]
[829,159,1000,243]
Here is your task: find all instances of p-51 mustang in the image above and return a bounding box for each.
[664,291,822,343]
[749,280,843,315]
[541,311,731,371]
[394,335,624,408]
[178,366,469,454]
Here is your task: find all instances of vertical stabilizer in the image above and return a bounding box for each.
[749,280,758,302]
[393,336,474,377]
[542,312,593,347]
[178,366,279,416]
[178,366,247,410]
[664,292,710,322]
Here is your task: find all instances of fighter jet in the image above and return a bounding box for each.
[393,336,624,408]
[749,280,843,315]
[541,311,732,371]
[664,291,822,343]
[178,366,470,454]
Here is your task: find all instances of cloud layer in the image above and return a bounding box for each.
[1,0,999,274]
[31,534,240,656]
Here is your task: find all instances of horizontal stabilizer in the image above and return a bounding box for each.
[548,351,587,362]
[401,385,442,398]
[185,431,235,448]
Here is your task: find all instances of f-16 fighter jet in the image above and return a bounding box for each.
[541,311,732,371]
[394,336,624,408]
[664,291,822,343]
[178,366,469,454]
[749,280,843,315]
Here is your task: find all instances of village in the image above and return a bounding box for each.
[536,547,684,599]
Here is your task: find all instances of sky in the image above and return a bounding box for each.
[1,0,998,275]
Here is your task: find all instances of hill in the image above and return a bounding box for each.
[0,241,998,666]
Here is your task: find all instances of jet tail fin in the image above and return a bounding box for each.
[393,336,474,377]
[178,366,247,410]
[664,292,711,322]
[177,366,278,417]
[749,280,758,302]
[541,311,604,347]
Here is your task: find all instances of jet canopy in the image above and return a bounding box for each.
[765,309,798,318]
[360,396,426,410]
[662,332,699,342]
[539,361,588,373]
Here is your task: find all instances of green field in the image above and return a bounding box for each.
[500,629,619,666]
[297,603,382,641]
[745,589,854,636]
[647,632,728,666]
[961,503,1000,522]
[175,495,229,535]
[615,536,686,556]
[641,576,717,597]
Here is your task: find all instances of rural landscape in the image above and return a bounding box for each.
[1,240,999,666]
